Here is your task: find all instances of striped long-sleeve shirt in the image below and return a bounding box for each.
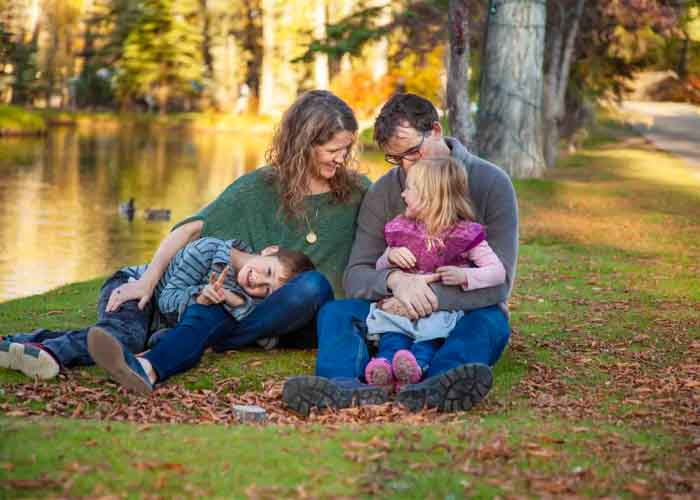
[121,238,256,327]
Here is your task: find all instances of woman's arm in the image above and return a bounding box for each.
[106,220,204,311]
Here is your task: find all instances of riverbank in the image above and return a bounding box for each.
[0,106,283,136]
[1,113,699,497]
[0,105,47,136]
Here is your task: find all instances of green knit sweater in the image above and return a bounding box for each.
[174,166,370,295]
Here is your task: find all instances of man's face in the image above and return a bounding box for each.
[382,121,440,171]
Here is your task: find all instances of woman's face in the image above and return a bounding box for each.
[311,130,355,182]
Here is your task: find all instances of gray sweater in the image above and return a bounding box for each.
[343,137,519,313]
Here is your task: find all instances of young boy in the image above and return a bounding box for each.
[0,238,314,380]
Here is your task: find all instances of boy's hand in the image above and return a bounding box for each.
[436,266,468,286]
[196,266,229,305]
[196,284,224,305]
[387,247,416,269]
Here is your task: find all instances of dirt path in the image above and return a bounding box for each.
[621,101,700,176]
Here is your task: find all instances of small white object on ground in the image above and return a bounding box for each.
[232,404,267,423]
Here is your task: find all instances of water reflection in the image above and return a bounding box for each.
[0,125,388,302]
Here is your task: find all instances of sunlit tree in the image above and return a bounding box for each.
[475,0,546,178]
[115,0,203,113]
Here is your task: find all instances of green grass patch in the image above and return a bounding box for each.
[0,105,46,136]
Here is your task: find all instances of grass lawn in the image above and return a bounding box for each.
[1,112,699,498]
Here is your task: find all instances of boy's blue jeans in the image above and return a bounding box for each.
[316,299,510,381]
[6,271,153,367]
[376,333,441,374]
[143,271,333,382]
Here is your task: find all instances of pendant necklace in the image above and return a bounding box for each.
[304,206,320,244]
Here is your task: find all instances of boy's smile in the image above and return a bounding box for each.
[236,255,286,298]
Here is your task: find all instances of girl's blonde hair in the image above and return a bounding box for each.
[408,157,476,237]
[265,90,363,218]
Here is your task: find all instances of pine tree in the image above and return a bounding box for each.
[116,0,203,112]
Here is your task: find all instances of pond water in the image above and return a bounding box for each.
[0,124,386,302]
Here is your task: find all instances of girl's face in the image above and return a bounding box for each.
[310,130,355,182]
[401,172,422,219]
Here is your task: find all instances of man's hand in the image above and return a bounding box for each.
[436,266,468,287]
[106,279,155,312]
[386,271,440,318]
[196,266,229,306]
[387,246,416,269]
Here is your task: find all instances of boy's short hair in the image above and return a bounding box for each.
[373,93,439,147]
[270,248,315,282]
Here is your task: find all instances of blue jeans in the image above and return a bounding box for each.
[6,271,153,367]
[376,333,441,373]
[144,271,333,382]
[316,299,510,380]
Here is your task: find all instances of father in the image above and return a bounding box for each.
[283,93,518,415]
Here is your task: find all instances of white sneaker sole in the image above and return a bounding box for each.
[0,342,59,379]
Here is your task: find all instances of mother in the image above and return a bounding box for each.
[93,90,368,388]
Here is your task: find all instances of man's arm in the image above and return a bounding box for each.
[344,175,439,318]
[343,181,394,300]
[432,169,518,311]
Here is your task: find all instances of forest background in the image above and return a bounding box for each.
[1,0,699,178]
[1,2,700,497]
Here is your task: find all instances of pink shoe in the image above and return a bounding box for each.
[364,357,394,386]
[392,350,422,385]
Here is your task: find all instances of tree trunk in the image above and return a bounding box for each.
[543,0,585,168]
[446,0,474,147]
[678,35,689,80]
[241,0,263,104]
[259,0,277,115]
[313,0,329,89]
[199,0,214,80]
[476,0,546,178]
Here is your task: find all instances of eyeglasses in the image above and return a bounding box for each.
[384,133,426,165]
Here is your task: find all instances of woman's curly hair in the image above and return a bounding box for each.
[265,90,363,219]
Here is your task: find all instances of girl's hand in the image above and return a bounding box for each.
[387,247,416,269]
[436,266,468,287]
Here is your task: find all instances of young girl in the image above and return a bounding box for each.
[364,157,506,388]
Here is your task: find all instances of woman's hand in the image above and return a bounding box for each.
[387,246,416,269]
[436,266,468,286]
[106,279,155,312]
